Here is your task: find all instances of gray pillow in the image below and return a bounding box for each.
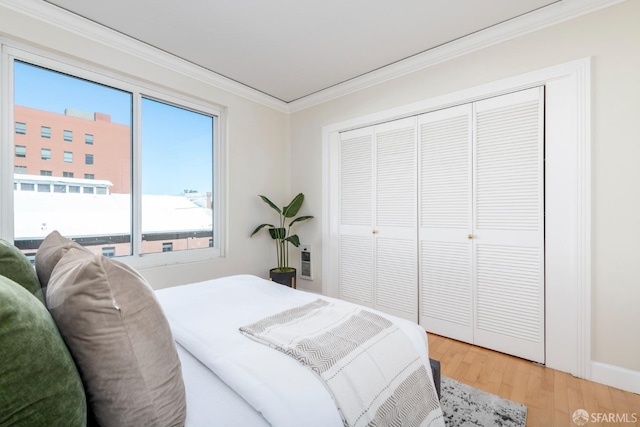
[47,251,186,427]
[0,238,44,304]
[35,230,92,296]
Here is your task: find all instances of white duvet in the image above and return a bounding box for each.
[156,275,436,427]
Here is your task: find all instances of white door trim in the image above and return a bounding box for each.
[322,57,591,378]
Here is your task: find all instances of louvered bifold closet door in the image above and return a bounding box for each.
[472,87,545,363]
[418,104,473,342]
[373,117,418,322]
[339,127,375,308]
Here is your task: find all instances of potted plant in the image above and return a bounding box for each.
[250,193,313,287]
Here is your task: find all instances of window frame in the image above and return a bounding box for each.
[0,43,226,269]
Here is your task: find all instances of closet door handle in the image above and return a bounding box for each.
[468,234,473,240]
[372,229,379,234]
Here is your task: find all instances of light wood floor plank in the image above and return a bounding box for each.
[427,333,640,427]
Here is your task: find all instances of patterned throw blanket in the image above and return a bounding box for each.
[240,299,444,427]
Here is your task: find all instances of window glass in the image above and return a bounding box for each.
[84,173,94,179]
[54,184,66,193]
[85,134,94,145]
[15,166,27,174]
[13,61,132,255]
[15,145,26,157]
[83,187,95,194]
[40,170,52,176]
[15,122,26,135]
[37,184,51,192]
[102,247,115,257]
[141,98,213,254]
[21,183,34,191]
[64,151,73,163]
[85,154,94,165]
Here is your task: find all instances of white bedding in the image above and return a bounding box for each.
[157,275,436,427]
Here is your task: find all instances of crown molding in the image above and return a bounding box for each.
[287,0,626,113]
[0,0,290,113]
[0,0,626,114]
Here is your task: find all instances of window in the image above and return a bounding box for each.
[20,183,34,191]
[25,253,36,266]
[15,166,27,174]
[10,59,220,266]
[15,122,26,135]
[37,184,50,192]
[102,247,115,258]
[40,170,52,176]
[15,145,26,157]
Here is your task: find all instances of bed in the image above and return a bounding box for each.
[0,232,443,427]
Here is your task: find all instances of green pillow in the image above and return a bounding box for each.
[0,239,44,304]
[0,275,86,427]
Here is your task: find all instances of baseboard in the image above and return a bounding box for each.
[590,361,640,394]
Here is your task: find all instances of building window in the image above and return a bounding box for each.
[15,166,27,174]
[15,145,26,158]
[64,151,73,163]
[25,253,36,266]
[162,242,173,252]
[37,184,50,192]
[84,174,94,179]
[15,122,26,135]
[54,184,66,193]
[209,238,213,248]
[102,247,115,258]
[10,59,220,265]
[40,170,52,176]
[20,183,34,191]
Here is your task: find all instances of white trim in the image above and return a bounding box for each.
[0,0,289,113]
[0,0,624,113]
[591,362,640,395]
[322,58,591,378]
[289,0,623,112]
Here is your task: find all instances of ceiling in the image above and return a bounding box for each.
[44,0,560,103]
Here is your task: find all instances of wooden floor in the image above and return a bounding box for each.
[428,334,640,427]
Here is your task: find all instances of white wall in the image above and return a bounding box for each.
[0,3,290,289]
[290,0,640,374]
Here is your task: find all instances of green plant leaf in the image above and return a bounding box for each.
[269,227,287,239]
[259,195,281,214]
[282,193,304,218]
[289,215,314,227]
[285,234,301,247]
[250,223,274,236]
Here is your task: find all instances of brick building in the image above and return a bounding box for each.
[14,106,131,193]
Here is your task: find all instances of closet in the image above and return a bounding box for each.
[336,87,545,363]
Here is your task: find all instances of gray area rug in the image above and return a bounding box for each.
[440,376,527,427]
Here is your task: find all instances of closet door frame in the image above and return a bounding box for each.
[323,58,591,378]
